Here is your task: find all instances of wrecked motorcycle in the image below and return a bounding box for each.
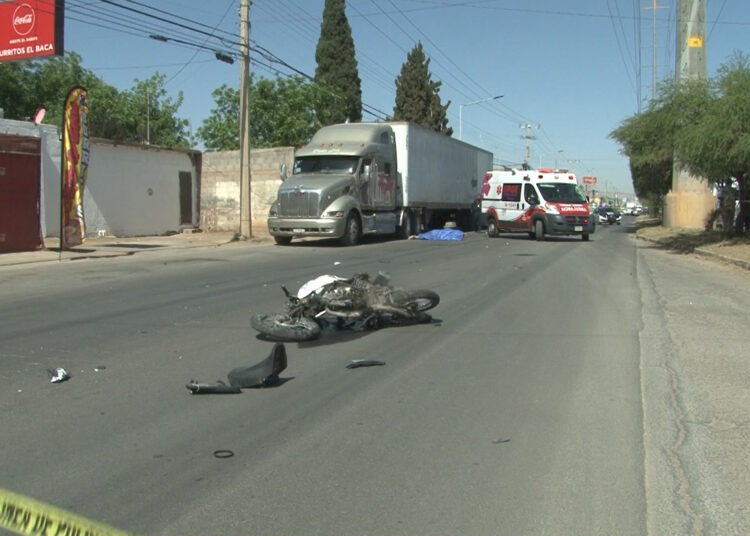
[251,272,440,342]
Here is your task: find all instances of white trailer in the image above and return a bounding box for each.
[392,122,492,213]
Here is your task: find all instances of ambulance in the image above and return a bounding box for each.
[481,167,595,241]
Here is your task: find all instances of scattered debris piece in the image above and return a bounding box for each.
[346,359,386,369]
[186,380,241,394]
[94,365,106,372]
[213,450,234,459]
[186,343,288,394]
[48,368,70,383]
[492,437,511,444]
[228,342,287,388]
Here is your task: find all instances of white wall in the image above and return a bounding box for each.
[1,119,200,237]
[84,141,200,237]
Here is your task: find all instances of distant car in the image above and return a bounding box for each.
[596,207,621,225]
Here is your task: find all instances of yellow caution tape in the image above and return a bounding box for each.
[0,487,135,536]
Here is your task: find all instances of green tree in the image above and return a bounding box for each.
[250,75,323,147]
[393,42,452,136]
[0,62,35,119]
[676,52,750,233]
[610,99,675,209]
[0,53,191,148]
[198,76,323,150]
[612,53,750,233]
[31,53,100,125]
[126,73,191,148]
[196,84,239,151]
[609,77,706,210]
[314,0,362,125]
[86,83,133,142]
[0,53,99,124]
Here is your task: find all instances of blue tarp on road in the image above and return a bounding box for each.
[417,228,464,241]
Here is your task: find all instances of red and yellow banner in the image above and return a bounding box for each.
[61,86,90,249]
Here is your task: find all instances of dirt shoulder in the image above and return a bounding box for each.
[635,217,750,271]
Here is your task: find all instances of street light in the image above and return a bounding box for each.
[459,95,503,141]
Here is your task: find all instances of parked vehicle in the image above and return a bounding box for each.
[251,272,440,342]
[267,122,493,246]
[596,206,622,225]
[481,168,595,241]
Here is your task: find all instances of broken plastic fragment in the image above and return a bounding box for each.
[185,380,241,394]
[492,437,511,444]
[228,342,287,388]
[346,360,386,369]
[187,343,288,394]
[48,368,70,383]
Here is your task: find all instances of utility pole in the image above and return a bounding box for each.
[642,0,668,100]
[145,86,150,145]
[664,0,714,229]
[238,0,252,238]
[519,123,537,169]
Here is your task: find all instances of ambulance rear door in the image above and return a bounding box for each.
[497,181,525,230]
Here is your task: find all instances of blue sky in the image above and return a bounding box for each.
[62,0,749,198]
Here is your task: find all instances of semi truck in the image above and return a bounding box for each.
[267,121,493,246]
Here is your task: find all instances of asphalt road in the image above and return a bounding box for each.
[1,218,747,535]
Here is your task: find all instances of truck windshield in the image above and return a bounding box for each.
[293,156,359,175]
[537,183,588,203]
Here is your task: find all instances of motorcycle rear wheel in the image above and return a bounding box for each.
[251,313,321,341]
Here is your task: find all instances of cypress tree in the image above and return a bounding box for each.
[314,0,362,125]
[393,42,452,136]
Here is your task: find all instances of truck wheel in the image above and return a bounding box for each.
[340,214,360,246]
[534,220,545,241]
[582,233,589,241]
[397,210,412,239]
[487,218,499,238]
[274,236,292,245]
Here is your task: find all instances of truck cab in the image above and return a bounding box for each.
[267,123,398,246]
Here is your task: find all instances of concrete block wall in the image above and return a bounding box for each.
[200,147,294,236]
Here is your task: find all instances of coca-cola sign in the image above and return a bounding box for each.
[13,4,35,36]
[0,0,64,62]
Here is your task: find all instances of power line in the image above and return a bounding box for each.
[163,0,236,86]
[67,0,391,119]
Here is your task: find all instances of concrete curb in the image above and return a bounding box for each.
[694,247,750,271]
[636,234,750,272]
[0,232,273,268]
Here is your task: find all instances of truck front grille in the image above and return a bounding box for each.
[278,191,320,218]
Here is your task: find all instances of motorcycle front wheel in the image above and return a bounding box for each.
[251,313,321,341]
[391,290,440,312]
